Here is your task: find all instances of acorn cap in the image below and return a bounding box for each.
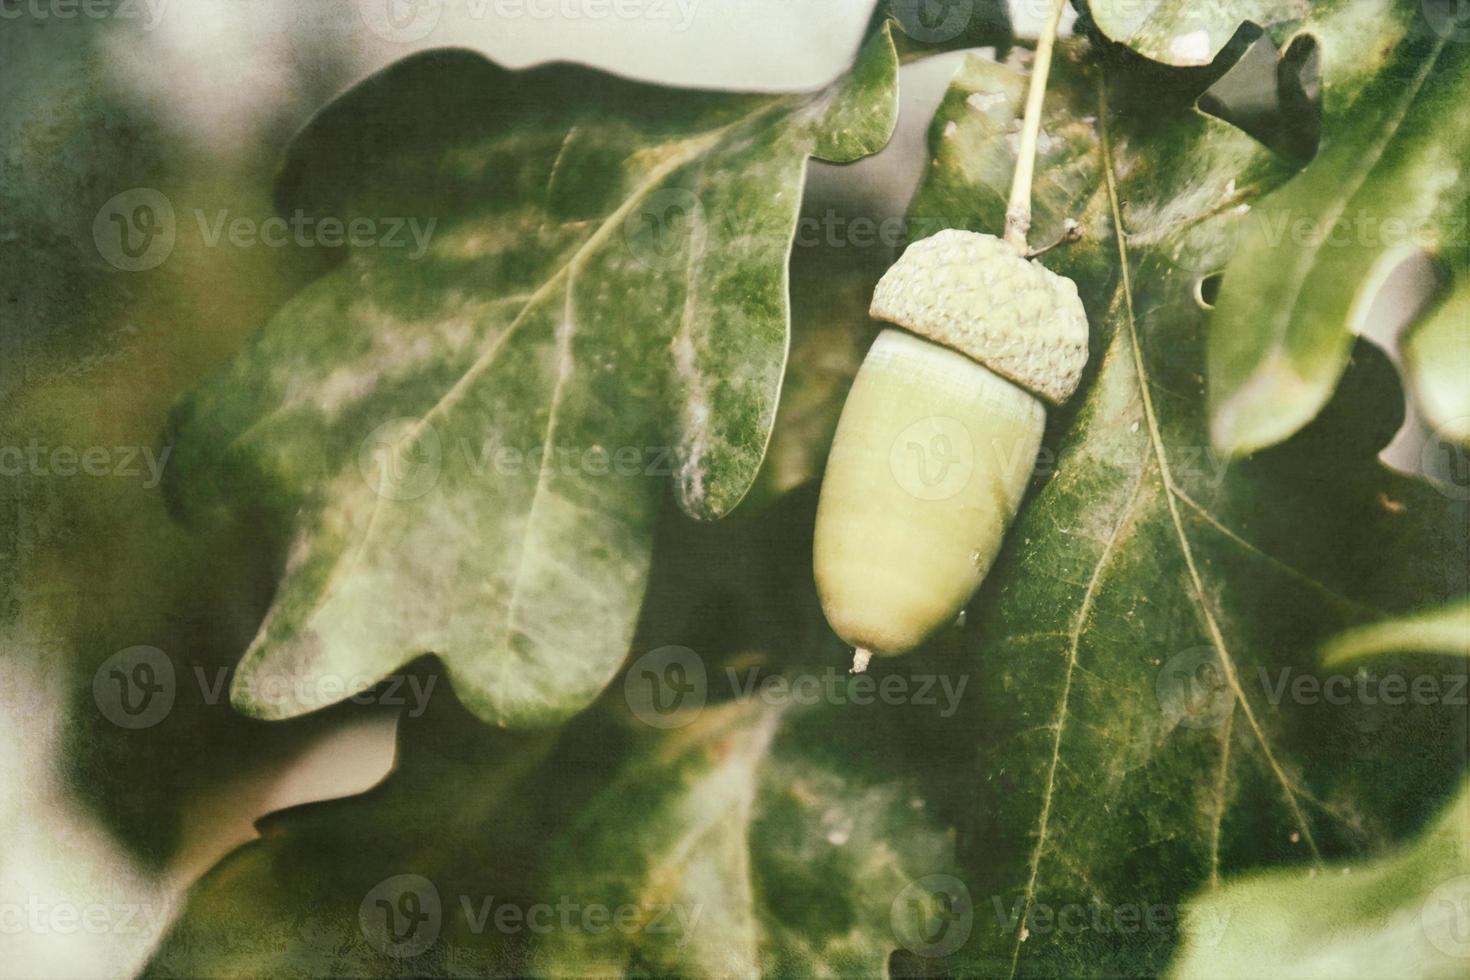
[869,229,1089,405]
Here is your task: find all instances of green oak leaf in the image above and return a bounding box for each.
[148,691,957,980]
[1169,783,1470,979]
[911,46,1469,977]
[1087,0,1421,84]
[163,29,898,729]
[1404,280,1470,446]
[1088,0,1297,66]
[1323,598,1470,663]
[1208,12,1470,456]
[529,697,957,977]
[147,488,960,979]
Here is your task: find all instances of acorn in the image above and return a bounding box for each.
[813,229,1089,664]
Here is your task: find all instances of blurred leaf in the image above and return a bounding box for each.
[145,681,557,979]
[1323,599,1470,663]
[1,30,385,970]
[163,31,899,729]
[1169,783,1470,979]
[1208,15,1470,455]
[1404,281,1470,446]
[910,45,1469,977]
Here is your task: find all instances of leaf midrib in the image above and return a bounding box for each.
[1006,448,1152,977]
[1001,73,1359,977]
[1099,82,1324,864]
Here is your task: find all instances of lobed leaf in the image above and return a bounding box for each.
[1207,7,1470,455]
[910,41,1469,977]
[529,697,957,977]
[1089,0,1299,66]
[163,30,899,729]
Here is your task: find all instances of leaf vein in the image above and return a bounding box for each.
[1100,78,1323,863]
[1006,435,1151,978]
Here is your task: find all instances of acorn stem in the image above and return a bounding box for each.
[1026,218,1083,259]
[1004,0,1070,253]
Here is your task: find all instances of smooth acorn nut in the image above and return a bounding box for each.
[813,230,1089,662]
[814,329,1045,659]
